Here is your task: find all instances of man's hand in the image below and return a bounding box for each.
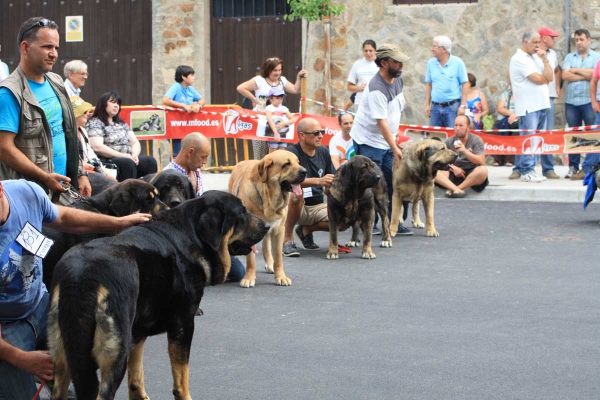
[425,104,431,118]
[359,83,367,92]
[190,104,201,113]
[450,165,465,178]
[393,147,403,167]
[182,104,192,113]
[14,350,54,381]
[508,114,519,124]
[454,141,467,154]
[536,49,548,60]
[457,106,466,115]
[593,100,600,113]
[556,87,562,99]
[131,155,139,165]
[43,173,69,193]
[319,174,335,188]
[78,175,92,197]
[117,213,152,230]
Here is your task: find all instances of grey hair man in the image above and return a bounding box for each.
[63,59,88,97]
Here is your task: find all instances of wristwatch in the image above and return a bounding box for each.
[78,170,89,177]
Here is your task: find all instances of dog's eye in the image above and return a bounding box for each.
[283,161,291,168]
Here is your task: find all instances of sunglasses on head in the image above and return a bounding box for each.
[20,19,55,43]
[267,57,280,62]
[302,129,325,136]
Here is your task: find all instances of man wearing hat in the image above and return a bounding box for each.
[350,43,413,236]
[424,36,469,128]
[535,27,562,179]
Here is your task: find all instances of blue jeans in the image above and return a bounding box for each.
[579,114,600,173]
[566,103,596,169]
[430,101,460,128]
[514,110,547,175]
[541,100,556,175]
[227,257,246,282]
[0,292,50,400]
[354,141,394,217]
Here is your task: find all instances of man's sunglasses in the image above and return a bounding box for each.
[302,129,325,136]
[19,19,55,43]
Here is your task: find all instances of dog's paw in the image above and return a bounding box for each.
[239,278,256,288]
[195,307,204,316]
[389,228,397,237]
[426,230,440,237]
[275,276,292,286]
[361,251,377,259]
[264,263,274,274]
[346,240,359,247]
[412,220,425,229]
[380,240,392,248]
[326,252,339,259]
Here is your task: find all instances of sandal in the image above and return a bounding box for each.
[445,191,467,198]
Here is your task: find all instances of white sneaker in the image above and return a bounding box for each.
[531,171,547,181]
[521,172,544,182]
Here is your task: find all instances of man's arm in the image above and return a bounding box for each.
[0,335,54,381]
[424,82,432,118]
[591,76,600,112]
[458,81,469,115]
[162,97,192,112]
[0,131,68,193]
[45,206,151,234]
[376,119,403,164]
[555,65,562,98]
[300,176,334,188]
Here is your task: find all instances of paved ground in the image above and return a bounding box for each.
[107,200,599,400]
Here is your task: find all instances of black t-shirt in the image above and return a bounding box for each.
[287,143,335,206]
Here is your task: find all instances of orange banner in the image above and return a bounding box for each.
[120,106,600,155]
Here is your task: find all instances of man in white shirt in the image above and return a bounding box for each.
[535,27,562,179]
[508,29,553,183]
[329,113,355,169]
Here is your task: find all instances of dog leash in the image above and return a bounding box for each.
[233,176,264,208]
[32,380,46,400]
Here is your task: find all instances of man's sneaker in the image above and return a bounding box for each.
[396,223,414,236]
[531,171,547,181]
[571,169,586,180]
[565,166,578,179]
[372,226,382,235]
[545,170,560,179]
[294,225,319,250]
[282,241,300,257]
[521,172,544,182]
[508,171,521,179]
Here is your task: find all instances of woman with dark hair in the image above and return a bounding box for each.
[464,72,489,130]
[86,91,157,181]
[237,57,307,159]
[347,40,378,110]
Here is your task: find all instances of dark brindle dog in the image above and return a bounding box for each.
[48,191,269,400]
[42,179,167,288]
[326,155,392,260]
[146,169,195,208]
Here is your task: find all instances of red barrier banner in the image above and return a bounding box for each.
[120,106,600,155]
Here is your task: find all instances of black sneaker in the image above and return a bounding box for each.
[396,223,414,236]
[295,225,320,250]
[283,241,301,257]
[372,227,382,235]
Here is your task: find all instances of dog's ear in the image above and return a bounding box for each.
[257,157,273,183]
[420,146,433,163]
[196,207,237,252]
[109,191,134,216]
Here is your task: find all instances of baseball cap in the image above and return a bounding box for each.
[538,27,560,37]
[268,87,286,97]
[376,43,410,63]
[70,96,93,118]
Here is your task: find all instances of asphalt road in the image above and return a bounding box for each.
[107,200,599,400]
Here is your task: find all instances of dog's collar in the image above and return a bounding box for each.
[233,177,264,208]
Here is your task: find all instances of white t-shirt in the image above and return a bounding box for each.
[328,133,355,165]
[252,76,289,111]
[350,73,405,150]
[265,104,290,134]
[347,58,379,105]
[533,48,558,98]
[509,49,550,116]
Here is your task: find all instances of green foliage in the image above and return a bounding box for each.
[284,0,345,22]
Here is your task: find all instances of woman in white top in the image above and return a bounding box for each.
[347,40,378,109]
[237,57,307,159]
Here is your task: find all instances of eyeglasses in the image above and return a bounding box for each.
[302,129,325,136]
[19,19,55,43]
[431,45,443,49]
[267,57,281,62]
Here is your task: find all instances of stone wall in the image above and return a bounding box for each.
[303,0,595,127]
[151,0,210,105]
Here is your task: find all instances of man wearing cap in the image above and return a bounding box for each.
[424,36,469,128]
[534,27,562,179]
[562,28,600,180]
[0,17,90,201]
[350,43,413,236]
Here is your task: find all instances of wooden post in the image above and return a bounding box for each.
[301,75,307,114]
[323,14,332,117]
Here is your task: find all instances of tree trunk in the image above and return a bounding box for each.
[322,14,331,116]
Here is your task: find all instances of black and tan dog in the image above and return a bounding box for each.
[42,179,167,288]
[326,155,392,260]
[390,139,457,237]
[147,169,195,207]
[48,191,269,400]
[229,151,306,287]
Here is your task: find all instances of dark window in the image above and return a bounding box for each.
[394,0,476,4]
[213,0,291,18]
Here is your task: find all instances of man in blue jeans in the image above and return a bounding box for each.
[350,44,412,235]
[0,180,151,399]
[562,28,600,179]
[424,36,469,128]
[509,30,554,182]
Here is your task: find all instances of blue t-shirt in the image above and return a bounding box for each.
[164,82,202,105]
[0,180,59,321]
[425,55,469,103]
[0,78,67,176]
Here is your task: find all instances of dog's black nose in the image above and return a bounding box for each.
[375,175,381,182]
[169,198,182,207]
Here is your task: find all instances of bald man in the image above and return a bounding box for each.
[162,132,245,281]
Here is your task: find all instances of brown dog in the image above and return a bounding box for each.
[229,151,306,287]
[390,139,457,237]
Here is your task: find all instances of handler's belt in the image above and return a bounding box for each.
[431,99,460,107]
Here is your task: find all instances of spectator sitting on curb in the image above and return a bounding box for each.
[435,115,489,198]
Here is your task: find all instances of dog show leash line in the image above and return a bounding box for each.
[233,175,264,208]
